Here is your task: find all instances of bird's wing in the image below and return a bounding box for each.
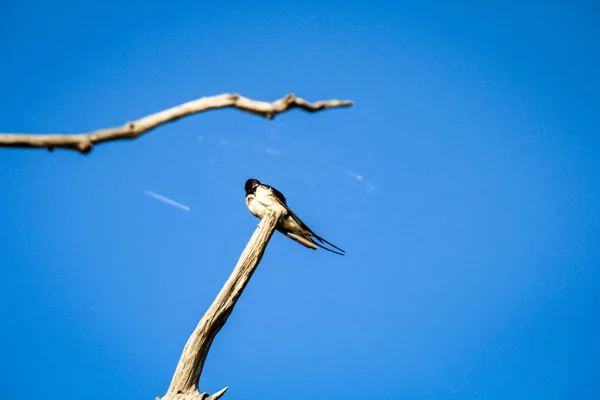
[265,185,345,254]
[263,184,287,203]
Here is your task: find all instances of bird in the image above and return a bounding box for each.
[244,178,345,255]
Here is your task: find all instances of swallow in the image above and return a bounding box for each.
[244,178,345,255]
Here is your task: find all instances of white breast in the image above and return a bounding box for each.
[246,194,268,218]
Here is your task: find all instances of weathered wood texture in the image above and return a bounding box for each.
[160,210,282,400]
[0,93,352,153]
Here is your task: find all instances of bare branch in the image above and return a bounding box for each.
[160,210,282,400]
[0,93,353,153]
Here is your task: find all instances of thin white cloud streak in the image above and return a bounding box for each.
[366,182,376,195]
[143,190,190,211]
[347,170,376,195]
[347,170,364,181]
[263,147,282,156]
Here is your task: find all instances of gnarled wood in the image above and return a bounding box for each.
[161,210,282,400]
[0,93,352,153]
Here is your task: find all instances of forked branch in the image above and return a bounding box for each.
[160,210,282,400]
[0,93,352,153]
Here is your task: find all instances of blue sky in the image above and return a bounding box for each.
[1,1,599,399]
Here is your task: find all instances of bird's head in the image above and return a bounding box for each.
[245,178,261,195]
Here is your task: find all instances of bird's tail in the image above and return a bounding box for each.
[312,233,345,254]
[283,231,345,256]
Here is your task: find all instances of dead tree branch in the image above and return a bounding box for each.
[2,91,352,398]
[0,93,352,153]
[160,210,282,400]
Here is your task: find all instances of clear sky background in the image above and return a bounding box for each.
[1,1,599,399]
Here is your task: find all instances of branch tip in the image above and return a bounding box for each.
[208,386,228,400]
